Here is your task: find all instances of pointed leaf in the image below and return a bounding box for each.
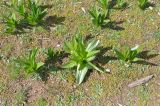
[62,61,77,69]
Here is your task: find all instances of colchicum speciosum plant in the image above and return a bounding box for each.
[63,33,106,84]
[98,0,110,17]
[17,48,44,77]
[114,45,142,65]
[89,6,110,27]
[2,0,47,33]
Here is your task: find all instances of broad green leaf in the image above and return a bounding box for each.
[76,64,89,84]
[62,61,77,69]
[36,62,44,70]
[86,40,100,52]
[114,49,125,61]
[88,62,104,73]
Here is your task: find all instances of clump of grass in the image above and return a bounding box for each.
[14,89,28,105]
[37,98,47,106]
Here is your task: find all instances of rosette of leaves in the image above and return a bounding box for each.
[17,48,44,77]
[63,33,105,84]
[24,0,47,26]
[114,45,142,64]
[89,6,110,27]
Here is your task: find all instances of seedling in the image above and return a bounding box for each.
[2,0,48,33]
[17,48,44,76]
[4,0,26,16]
[89,6,110,27]
[3,13,19,33]
[63,33,105,84]
[24,0,47,26]
[98,0,109,17]
[138,0,148,9]
[114,45,142,64]
[45,48,55,60]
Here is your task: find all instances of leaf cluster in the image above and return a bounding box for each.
[16,48,44,76]
[2,0,47,33]
[114,45,142,64]
[63,34,104,84]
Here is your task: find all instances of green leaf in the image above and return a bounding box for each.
[114,49,125,61]
[88,62,104,73]
[87,50,100,58]
[36,62,44,70]
[86,40,100,52]
[76,64,89,84]
[132,57,143,62]
[62,61,77,69]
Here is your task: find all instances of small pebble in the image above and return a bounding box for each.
[81,7,86,14]
[158,12,160,16]
[56,44,61,47]
[149,6,153,10]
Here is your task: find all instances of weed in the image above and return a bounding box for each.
[63,33,106,84]
[37,98,47,106]
[14,89,27,105]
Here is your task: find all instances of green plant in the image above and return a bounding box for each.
[116,0,126,9]
[24,0,47,26]
[98,0,109,16]
[5,0,26,16]
[2,0,47,33]
[45,48,55,60]
[114,45,142,64]
[2,0,25,33]
[89,6,110,27]
[17,48,44,76]
[138,0,148,9]
[3,13,19,33]
[37,98,47,106]
[63,33,105,84]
